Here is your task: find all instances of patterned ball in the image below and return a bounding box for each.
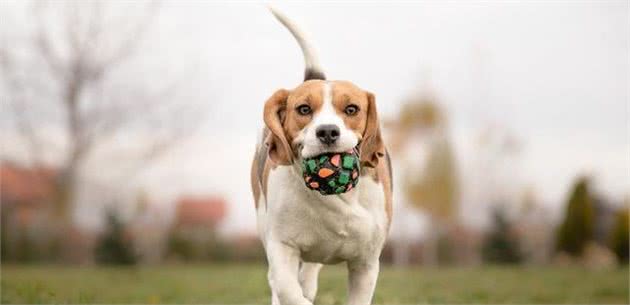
[301,150,360,195]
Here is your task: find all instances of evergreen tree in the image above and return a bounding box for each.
[556,177,594,256]
[482,207,522,264]
[609,208,629,264]
[94,211,137,265]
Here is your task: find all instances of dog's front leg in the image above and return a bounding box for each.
[347,259,380,305]
[266,241,312,305]
[299,262,323,302]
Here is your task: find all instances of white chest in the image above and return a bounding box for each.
[258,166,388,263]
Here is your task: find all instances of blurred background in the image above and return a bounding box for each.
[0,1,628,304]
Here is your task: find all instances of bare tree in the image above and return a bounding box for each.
[0,1,201,222]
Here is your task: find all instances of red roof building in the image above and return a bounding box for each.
[1,163,56,206]
[174,196,227,229]
[1,163,57,226]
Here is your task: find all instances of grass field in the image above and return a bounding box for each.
[1,263,628,304]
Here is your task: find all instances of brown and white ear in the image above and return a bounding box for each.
[263,89,293,165]
[359,92,385,168]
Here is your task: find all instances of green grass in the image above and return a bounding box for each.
[1,263,628,304]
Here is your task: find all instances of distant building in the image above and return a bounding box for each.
[166,196,228,261]
[0,163,99,263]
[174,196,227,229]
[1,163,56,212]
[1,163,57,261]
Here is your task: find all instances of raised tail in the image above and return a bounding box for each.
[267,5,326,81]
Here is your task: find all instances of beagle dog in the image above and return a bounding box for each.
[251,7,393,305]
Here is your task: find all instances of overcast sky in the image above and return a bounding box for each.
[2,1,628,234]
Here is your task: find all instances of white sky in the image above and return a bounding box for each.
[2,1,628,234]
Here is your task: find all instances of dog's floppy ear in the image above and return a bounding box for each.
[263,89,293,165]
[359,92,385,168]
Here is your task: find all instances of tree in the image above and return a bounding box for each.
[94,210,137,265]
[609,208,629,264]
[398,98,459,222]
[482,207,522,264]
[556,177,594,256]
[405,136,459,221]
[392,95,460,266]
[0,2,200,222]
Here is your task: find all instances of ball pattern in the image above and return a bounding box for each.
[301,150,360,195]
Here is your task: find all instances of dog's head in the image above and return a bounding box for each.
[264,80,384,168]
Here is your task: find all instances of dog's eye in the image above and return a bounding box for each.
[297,104,312,116]
[344,105,359,116]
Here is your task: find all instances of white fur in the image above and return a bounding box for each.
[268,5,324,78]
[299,82,360,158]
[257,162,387,305]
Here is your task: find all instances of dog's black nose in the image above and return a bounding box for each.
[316,124,340,145]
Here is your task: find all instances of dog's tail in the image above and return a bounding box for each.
[268,5,326,81]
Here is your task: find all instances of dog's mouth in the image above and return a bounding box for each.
[294,142,361,161]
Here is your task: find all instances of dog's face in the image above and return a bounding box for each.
[264,80,385,168]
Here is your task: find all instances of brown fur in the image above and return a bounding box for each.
[263,89,292,165]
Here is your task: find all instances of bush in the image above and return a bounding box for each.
[94,211,137,265]
[609,208,629,264]
[556,177,594,256]
[167,232,196,261]
[482,207,522,264]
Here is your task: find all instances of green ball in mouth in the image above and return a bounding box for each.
[301,150,360,195]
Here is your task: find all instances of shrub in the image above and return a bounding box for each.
[94,211,137,265]
[556,177,594,256]
[609,208,629,264]
[482,207,522,264]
